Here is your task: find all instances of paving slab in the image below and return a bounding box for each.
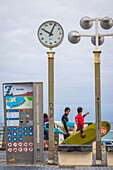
[0,151,113,170]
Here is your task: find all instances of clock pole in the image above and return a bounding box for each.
[47,48,55,164]
[37,20,64,165]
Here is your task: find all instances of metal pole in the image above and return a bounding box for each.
[93,50,102,164]
[47,50,55,164]
[95,18,99,51]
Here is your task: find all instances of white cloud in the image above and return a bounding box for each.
[0,0,113,124]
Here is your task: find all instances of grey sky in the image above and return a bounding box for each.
[0,0,113,123]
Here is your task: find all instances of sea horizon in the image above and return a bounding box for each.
[0,121,113,130]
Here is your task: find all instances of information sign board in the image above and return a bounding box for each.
[3,82,43,165]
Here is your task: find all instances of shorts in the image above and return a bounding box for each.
[44,129,49,140]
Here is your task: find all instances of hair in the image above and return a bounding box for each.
[77,107,83,113]
[44,113,48,118]
[65,107,70,112]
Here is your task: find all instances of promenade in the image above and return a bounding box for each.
[0,149,113,170]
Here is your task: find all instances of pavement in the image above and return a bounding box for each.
[0,150,113,170]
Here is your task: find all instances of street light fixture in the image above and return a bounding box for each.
[68,16,113,165]
[68,31,81,44]
[80,16,93,29]
[100,17,113,29]
[91,35,104,46]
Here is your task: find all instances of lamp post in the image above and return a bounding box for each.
[68,16,113,165]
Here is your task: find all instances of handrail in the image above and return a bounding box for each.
[0,126,6,148]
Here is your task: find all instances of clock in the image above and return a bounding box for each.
[37,20,64,48]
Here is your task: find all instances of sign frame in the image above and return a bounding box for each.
[3,82,44,165]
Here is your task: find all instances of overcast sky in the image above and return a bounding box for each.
[0,0,113,124]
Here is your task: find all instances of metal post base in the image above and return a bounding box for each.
[96,160,102,165]
[48,159,55,165]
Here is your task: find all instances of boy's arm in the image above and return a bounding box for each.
[63,119,68,132]
[63,119,70,135]
[83,112,89,117]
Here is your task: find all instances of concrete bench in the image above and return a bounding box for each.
[106,145,113,166]
[58,145,92,166]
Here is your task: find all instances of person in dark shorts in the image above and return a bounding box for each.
[75,107,89,138]
[61,107,71,140]
[55,107,71,154]
[44,113,49,150]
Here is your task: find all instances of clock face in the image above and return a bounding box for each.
[38,21,64,48]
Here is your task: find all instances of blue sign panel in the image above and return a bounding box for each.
[13,127,17,131]
[29,127,33,131]
[23,127,28,131]
[8,137,12,142]
[7,127,12,131]
[29,132,33,136]
[13,132,17,136]
[23,132,28,136]
[18,127,22,131]
[18,132,22,136]
[7,132,12,137]
[13,137,17,141]
[18,137,23,141]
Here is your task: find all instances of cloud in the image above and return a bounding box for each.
[0,0,113,124]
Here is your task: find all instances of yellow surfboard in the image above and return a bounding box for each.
[60,121,111,145]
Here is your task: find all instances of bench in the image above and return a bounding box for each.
[106,145,113,166]
[58,145,92,166]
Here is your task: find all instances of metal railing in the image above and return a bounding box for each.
[0,126,5,148]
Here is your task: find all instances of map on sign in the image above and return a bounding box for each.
[6,96,32,109]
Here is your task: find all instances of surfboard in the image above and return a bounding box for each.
[44,121,77,134]
[60,121,111,145]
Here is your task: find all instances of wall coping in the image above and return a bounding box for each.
[58,145,92,152]
[106,145,113,152]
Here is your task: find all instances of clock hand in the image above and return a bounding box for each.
[41,28,53,36]
[49,23,56,36]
